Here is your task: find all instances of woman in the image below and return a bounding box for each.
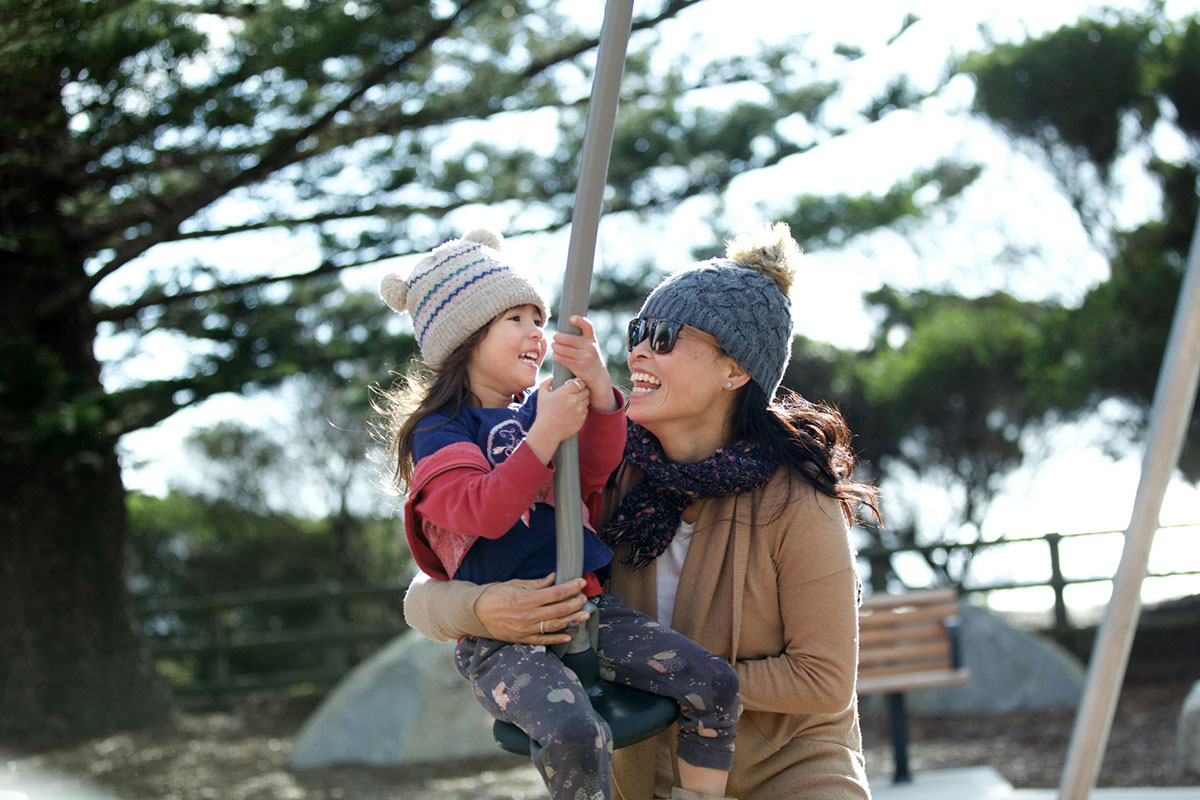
[403,222,880,800]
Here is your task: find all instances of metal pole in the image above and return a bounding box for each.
[550,0,634,653]
[1058,209,1200,798]
[551,0,633,584]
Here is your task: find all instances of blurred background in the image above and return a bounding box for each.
[2,0,1199,795]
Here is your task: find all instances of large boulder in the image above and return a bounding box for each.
[884,604,1086,715]
[1178,680,1200,775]
[289,631,501,768]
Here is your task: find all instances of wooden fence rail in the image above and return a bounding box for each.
[857,522,1199,634]
[136,580,410,699]
[135,524,1198,700]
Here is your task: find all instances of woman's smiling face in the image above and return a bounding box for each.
[626,321,746,458]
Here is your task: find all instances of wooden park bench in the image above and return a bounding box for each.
[857,588,971,783]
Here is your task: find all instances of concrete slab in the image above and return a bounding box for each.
[1009,790,1200,798]
[869,767,1200,799]
[870,766,1016,799]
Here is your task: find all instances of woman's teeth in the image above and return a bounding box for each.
[630,371,661,394]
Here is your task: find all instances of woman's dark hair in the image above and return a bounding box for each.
[373,322,492,488]
[731,382,881,526]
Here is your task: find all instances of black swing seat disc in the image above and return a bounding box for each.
[493,680,681,756]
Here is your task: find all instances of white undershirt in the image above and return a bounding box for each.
[653,518,698,796]
[654,518,697,628]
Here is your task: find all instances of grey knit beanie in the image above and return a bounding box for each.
[379,229,549,369]
[637,222,800,397]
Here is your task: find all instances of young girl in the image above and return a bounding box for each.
[378,229,740,800]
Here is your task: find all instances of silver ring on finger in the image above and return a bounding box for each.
[539,619,546,635]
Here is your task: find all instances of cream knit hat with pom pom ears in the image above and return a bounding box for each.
[379,229,550,370]
[636,221,800,397]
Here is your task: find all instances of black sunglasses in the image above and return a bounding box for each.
[627,317,686,353]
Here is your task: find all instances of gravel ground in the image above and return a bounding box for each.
[3,678,1195,799]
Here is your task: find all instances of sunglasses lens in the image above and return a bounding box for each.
[628,318,682,353]
[649,321,678,353]
[627,319,646,352]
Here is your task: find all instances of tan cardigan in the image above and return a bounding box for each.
[404,465,870,800]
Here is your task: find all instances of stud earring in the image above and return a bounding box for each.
[725,381,733,388]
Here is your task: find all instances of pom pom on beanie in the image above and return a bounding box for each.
[637,221,801,397]
[461,227,503,251]
[725,221,800,298]
[379,228,549,369]
[379,272,409,314]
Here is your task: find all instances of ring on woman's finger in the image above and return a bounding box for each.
[539,619,546,635]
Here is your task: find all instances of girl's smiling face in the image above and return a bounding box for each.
[467,304,547,406]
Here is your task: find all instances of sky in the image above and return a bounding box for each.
[100,0,1200,613]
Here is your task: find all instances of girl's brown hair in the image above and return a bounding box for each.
[375,323,491,488]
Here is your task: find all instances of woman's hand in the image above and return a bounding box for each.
[552,316,618,411]
[473,573,592,645]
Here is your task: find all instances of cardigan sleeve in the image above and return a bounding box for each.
[403,570,491,642]
[734,491,860,715]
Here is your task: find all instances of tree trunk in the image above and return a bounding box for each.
[0,63,171,748]
[0,438,172,747]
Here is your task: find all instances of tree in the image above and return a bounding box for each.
[3,0,945,742]
[962,9,1200,478]
[774,9,1200,591]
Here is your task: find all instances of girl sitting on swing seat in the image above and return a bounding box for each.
[377,229,739,800]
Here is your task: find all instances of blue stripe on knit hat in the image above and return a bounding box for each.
[417,264,508,338]
[413,255,493,321]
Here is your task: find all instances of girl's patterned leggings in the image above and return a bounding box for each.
[454,593,740,800]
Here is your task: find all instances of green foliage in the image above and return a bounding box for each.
[965,14,1156,169]
[127,489,332,596]
[782,162,983,249]
[104,280,416,434]
[962,10,1200,481]
[1161,18,1200,137]
[2,0,900,452]
[127,486,407,592]
[795,289,1067,538]
[1057,219,1200,478]
[0,334,115,461]
[126,487,408,682]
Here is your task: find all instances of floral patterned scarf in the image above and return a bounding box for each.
[599,421,778,569]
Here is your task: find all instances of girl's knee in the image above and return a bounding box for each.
[540,710,613,759]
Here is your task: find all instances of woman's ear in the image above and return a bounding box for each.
[723,360,751,390]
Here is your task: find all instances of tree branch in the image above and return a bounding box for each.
[165,202,458,242]
[517,0,706,81]
[94,251,410,324]
[39,0,488,322]
[60,0,719,307]
[80,0,711,262]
